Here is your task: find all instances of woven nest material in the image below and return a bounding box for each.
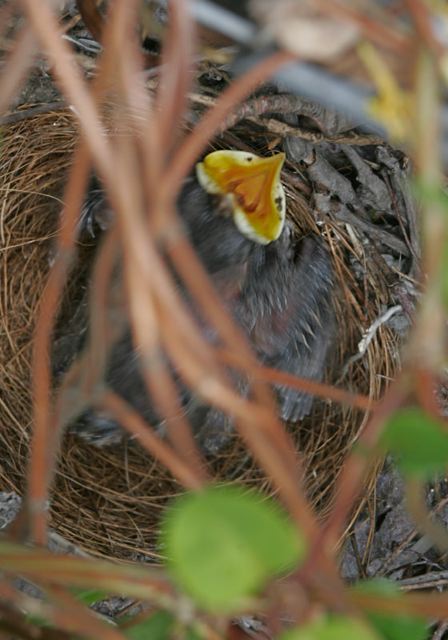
[0,97,413,561]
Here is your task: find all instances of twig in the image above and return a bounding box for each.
[247,115,384,146]
[358,304,402,358]
[76,0,103,43]
[0,102,66,125]
[341,305,403,378]
[377,496,448,577]
[398,570,448,591]
[352,590,448,619]
[218,348,374,412]
[433,620,448,640]
[405,0,444,59]
[0,24,37,115]
[96,392,205,490]
[406,477,448,555]
[334,207,410,256]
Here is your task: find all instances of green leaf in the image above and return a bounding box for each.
[25,614,52,629]
[354,578,401,596]
[368,614,427,640]
[124,611,174,640]
[413,180,448,215]
[353,579,427,640]
[73,588,111,606]
[185,626,203,640]
[379,407,448,478]
[161,485,305,612]
[412,181,448,309]
[280,616,380,640]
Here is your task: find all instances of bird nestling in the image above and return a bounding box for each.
[58,149,335,451]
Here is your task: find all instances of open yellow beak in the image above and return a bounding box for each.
[196,150,286,244]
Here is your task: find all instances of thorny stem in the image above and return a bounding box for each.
[0,24,37,115]
[27,145,91,545]
[352,591,448,619]
[408,50,445,370]
[161,49,296,198]
[23,0,144,544]
[218,348,373,412]
[100,392,205,489]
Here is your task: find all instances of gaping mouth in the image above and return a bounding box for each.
[196,150,286,244]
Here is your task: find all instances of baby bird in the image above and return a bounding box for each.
[62,150,335,451]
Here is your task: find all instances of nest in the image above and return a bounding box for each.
[0,97,414,561]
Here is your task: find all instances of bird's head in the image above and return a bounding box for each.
[196,150,286,245]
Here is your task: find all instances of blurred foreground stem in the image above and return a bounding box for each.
[408,50,446,372]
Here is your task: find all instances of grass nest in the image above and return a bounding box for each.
[0,94,415,561]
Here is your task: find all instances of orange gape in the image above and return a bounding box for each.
[196,151,286,244]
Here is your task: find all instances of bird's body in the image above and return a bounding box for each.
[63,157,335,450]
